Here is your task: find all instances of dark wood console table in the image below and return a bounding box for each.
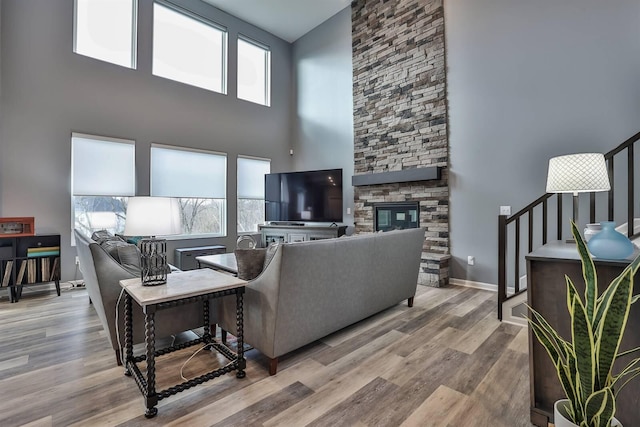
[120,269,247,418]
[526,241,640,426]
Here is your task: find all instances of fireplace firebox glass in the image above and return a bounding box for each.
[375,202,419,232]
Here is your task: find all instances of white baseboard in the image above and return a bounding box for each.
[449,278,497,292]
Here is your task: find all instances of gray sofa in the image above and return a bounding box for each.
[74,230,212,365]
[218,228,425,375]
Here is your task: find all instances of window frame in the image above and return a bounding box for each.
[150,143,228,237]
[152,0,228,94]
[237,34,271,107]
[237,155,271,233]
[73,0,138,69]
[70,132,136,242]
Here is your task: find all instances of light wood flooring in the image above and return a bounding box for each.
[0,282,534,427]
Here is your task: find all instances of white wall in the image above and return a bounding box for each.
[0,0,293,280]
[291,7,355,226]
[446,0,640,285]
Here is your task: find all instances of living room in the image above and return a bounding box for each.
[1,0,639,288]
[1,0,639,425]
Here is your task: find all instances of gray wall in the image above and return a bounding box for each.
[0,0,3,214]
[446,0,640,285]
[291,7,355,226]
[0,0,293,281]
[293,0,640,286]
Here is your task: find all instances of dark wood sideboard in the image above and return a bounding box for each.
[526,241,640,427]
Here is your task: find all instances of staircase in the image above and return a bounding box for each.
[497,130,640,321]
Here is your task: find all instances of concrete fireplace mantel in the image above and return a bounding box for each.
[352,166,441,187]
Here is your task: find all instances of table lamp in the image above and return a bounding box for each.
[545,153,610,241]
[124,196,181,285]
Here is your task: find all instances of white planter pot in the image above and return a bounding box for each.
[554,399,622,427]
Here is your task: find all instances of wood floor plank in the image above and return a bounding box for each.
[305,329,406,391]
[311,317,408,366]
[0,355,28,371]
[448,310,502,354]
[359,347,469,426]
[447,348,530,427]
[445,289,494,317]
[509,324,529,353]
[444,324,519,396]
[263,349,406,426]
[390,313,457,358]
[382,327,461,387]
[307,377,399,427]
[162,376,284,426]
[0,284,535,427]
[446,298,496,331]
[399,385,469,427]
[17,416,53,427]
[212,381,314,426]
[320,304,408,347]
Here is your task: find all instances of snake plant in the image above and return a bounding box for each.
[527,221,640,426]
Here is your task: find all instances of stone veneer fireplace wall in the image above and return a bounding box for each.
[351,0,449,286]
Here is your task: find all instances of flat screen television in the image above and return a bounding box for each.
[265,169,343,223]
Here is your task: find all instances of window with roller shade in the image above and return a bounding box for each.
[153,1,227,94]
[73,0,137,69]
[237,36,271,106]
[71,133,135,238]
[237,156,270,232]
[150,144,227,236]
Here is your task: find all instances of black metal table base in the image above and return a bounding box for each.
[123,287,245,418]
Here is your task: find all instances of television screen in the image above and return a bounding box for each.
[265,169,343,223]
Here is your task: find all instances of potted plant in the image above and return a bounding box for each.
[527,221,640,427]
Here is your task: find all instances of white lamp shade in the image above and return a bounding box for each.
[546,153,611,194]
[123,197,182,236]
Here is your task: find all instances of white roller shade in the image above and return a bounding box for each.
[72,134,135,196]
[238,156,270,199]
[151,145,226,198]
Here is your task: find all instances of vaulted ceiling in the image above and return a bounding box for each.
[201,0,351,43]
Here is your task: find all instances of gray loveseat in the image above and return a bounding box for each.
[75,230,212,365]
[218,228,424,375]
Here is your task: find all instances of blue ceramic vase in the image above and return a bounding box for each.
[587,221,634,260]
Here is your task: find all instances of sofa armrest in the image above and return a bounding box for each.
[217,245,283,358]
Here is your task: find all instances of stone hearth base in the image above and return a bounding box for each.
[420,253,450,287]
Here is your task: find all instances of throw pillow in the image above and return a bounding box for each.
[116,233,144,247]
[117,244,142,274]
[234,248,266,280]
[98,238,128,262]
[91,230,120,244]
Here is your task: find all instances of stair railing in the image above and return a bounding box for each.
[498,130,640,320]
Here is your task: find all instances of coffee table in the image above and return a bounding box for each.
[197,252,238,275]
[120,268,247,418]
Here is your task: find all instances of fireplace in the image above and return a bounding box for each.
[352,0,449,286]
[375,202,419,232]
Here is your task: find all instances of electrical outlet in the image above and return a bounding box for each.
[75,256,80,265]
[500,205,511,216]
[347,207,352,215]
[467,256,475,266]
